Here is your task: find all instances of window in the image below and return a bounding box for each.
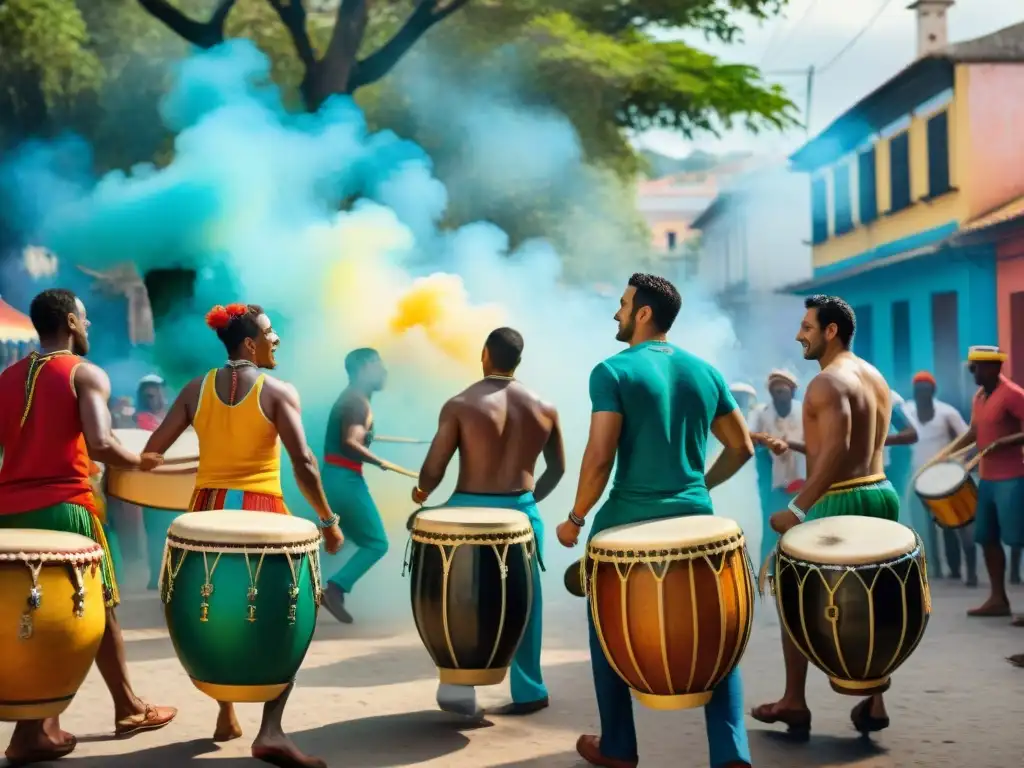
[1011,291,1024,386]
[889,132,911,212]
[811,176,828,244]
[858,148,878,224]
[666,230,677,250]
[892,300,911,391]
[853,304,874,363]
[833,164,853,235]
[927,110,951,198]
[931,291,962,409]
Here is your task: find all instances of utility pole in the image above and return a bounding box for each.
[805,65,816,136]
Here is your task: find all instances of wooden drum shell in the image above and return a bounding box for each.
[587,536,754,711]
[916,473,978,530]
[408,510,535,687]
[106,428,198,510]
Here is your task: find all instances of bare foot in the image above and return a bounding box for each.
[5,720,77,766]
[252,735,326,768]
[750,700,811,740]
[967,599,1011,617]
[214,704,243,742]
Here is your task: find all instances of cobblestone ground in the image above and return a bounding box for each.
[2,577,1022,767]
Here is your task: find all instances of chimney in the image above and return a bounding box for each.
[908,1,955,58]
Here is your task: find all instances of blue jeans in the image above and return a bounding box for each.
[445,491,547,704]
[587,607,750,766]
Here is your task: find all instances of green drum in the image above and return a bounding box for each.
[160,510,322,702]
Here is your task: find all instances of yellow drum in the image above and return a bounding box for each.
[0,530,107,720]
[107,428,199,510]
[914,461,977,529]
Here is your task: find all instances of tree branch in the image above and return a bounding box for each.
[266,0,317,69]
[136,0,239,50]
[349,0,472,91]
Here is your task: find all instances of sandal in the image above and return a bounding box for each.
[115,704,178,737]
[750,702,812,741]
[850,698,889,735]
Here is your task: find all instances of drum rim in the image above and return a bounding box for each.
[913,461,971,499]
[0,546,105,564]
[587,531,746,564]
[409,527,534,546]
[776,545,921,570]
[164,533,322,554]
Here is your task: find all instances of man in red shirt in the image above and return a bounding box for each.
[0,289,176,764]
[922,345,1024,620]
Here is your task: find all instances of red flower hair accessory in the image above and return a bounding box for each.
[225,303,248,317]
[205,303,249,330]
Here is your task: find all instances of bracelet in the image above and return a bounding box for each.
[787,500,806,523]
[317,513,340,529]
[568,511,585,527]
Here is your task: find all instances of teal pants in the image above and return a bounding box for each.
[807,477,900,522]
[324,466,388,594]
[445,491,547,705]
[145,509,182,590]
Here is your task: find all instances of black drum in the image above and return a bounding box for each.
[406,508,535,686]
[774,516,930,696]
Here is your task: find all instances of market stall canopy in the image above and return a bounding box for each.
[0,298,37,343]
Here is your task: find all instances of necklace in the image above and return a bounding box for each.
[224,359,257,405]
[485,374,515,382]
[225,359,257,369]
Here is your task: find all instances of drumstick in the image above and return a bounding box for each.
[380,460,419,479]
[374,436,431,445]
[948,444,977,461]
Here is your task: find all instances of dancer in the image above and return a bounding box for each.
[752,295,900,739]
[0,289,176,764]
[749,370,806,569]
[413,327,565,719]
[555,273,754,768]
[904,371,976,584]
[916,346,1024,622]
[321,348,413,624]
[144,302,343,768]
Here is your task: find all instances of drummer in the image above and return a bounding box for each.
[413,326,565,719]
[143,302,342,768]
[0,289,176,763]
[555,273,755,768]
[752,295,900,737]
[916,345,1024,622]
[903,371,976,584]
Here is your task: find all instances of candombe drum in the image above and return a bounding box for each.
[407,508,535,685]
[107,428,199,510]
[914,460,978,529]
[161,511,322,701]
[774,516,930,696]
[0,531,107,719]
[586,516,755,710]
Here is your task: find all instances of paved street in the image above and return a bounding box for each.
[2,573,1023,767]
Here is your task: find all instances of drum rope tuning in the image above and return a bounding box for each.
[0,549,104,638]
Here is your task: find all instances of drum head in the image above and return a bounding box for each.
[168,510,318,545]
[0,529,104,558]
[780,516,916,565]
[914,461,967,497]
[113,428,199,463]
[591,515,741,551]
[412,507,531,535]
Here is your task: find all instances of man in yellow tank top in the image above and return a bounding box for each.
[145,303,342,768]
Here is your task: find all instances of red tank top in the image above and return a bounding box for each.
[0,352,96,514]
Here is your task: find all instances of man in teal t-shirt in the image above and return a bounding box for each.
[556,273,755,768]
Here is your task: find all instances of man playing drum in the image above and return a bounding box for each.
[412,327,566,719]
[555,273,755,768]
[144,302,343,768]
[0,289,176,764]
[916,346,1024,622]
[904,371,976,584]
[320,348,410,624]
[752,294,900,737]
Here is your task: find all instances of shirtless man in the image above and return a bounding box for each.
[412,327,566,718]
[752,294,901,739]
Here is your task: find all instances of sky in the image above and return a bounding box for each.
[636,0,1024,158]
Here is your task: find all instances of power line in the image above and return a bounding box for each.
[760,0,825,67]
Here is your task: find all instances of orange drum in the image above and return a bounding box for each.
[585,516,754,710]
[106,428,199,510]
[914,461,977,529]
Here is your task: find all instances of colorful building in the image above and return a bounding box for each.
[0,297,38,369]
[785,10,1024,411]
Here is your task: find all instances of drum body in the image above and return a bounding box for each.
[161,511,322,702]
[0,531,106,720]
[106,428,199,510]
[914,461,977,529]
[586,516,755,711]
[408,508,535,686]
[775,517,930,696]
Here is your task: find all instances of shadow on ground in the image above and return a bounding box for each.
[751,730,888,766]
[63,711,485,767]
